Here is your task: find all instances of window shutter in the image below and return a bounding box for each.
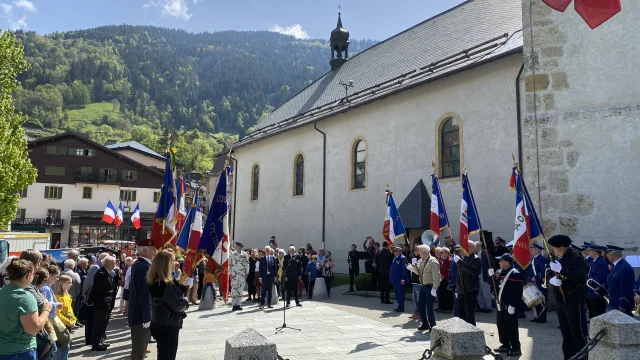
[120,190,124,201]
[132,171,137,181]
[44,186,50,199]
[55,210,61,219]
[132,191,137,201]
[58,187,63,199]
[68,147,76,155]
[47,146,56,154]
[121,170,126,180]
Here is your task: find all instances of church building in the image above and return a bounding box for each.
[230,0,639,274]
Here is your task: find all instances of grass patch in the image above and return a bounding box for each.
[332,274,351,287]
[67,102,121,123]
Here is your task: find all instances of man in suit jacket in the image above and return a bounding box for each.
[348,244,361,292]
[376,242,393,304]
[83,252,106,346]
[128,240,157,360]
[259,246,278,309]
[88,256,116,351]
[283,246,302,307]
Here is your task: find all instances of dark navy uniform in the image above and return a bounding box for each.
[389,250,408,312]
[586,248,609,319]
[547,235,589,360]
[527,248,549,322]
[495,262,524,356]
[513,260,528,318]
[606,256,635,315]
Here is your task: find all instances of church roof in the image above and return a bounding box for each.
[398,179,432,229]
[236,0,522,148]
[106,141,165,160]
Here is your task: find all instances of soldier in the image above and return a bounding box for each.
[389,245,408,312]
[230,242,249,312]
[604,245,635,316]
[527,243,548,323]
[585,242,609,319]
[489,254,523,357]
[546,235,589,360]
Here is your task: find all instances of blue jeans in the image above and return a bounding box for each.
[419,284,436,328]
[0,350,37,360]
[54,344,69,360]
[412,284,422,314]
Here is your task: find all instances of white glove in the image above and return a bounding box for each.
[431,289,437,297]
[549,276,562,287]
[455,293,458,299]
[507,306,515,315]
[549,260,562,273]
[488,269,495,277]
[183,296,189,303]
[453,255,461,263]
[142,322,150,329]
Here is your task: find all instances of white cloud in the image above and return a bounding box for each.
[1,2,29,30]
[269,24,309,39]
[144,0,193,21]
[13,0,36,12]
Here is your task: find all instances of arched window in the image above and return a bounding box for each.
[440,117,460,178]
[251,164,259,201]
[294,154,304,196]
[352,139,366,189]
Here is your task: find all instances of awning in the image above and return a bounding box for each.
[398,179,432,229]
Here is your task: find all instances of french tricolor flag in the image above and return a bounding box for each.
[114,202,124,227]
[130,204,141,230]
[101,201,116,224]
[430,173,449,247]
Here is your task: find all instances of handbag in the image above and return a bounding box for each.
[50,316,71,347]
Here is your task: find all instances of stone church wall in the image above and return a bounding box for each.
[234,55,523,273]
[522,0,640,249]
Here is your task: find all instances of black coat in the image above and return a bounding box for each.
[259,256,277,284]
[348,251,360,272]
[547,249,589,304]
[150,280,189,330]
[376,248,393,276]
[456,254,481,293]
[128,259,152,325]
[88,267,115,310]
[283,254,302,280]
[496,267,525,310]
[248,257,257,281]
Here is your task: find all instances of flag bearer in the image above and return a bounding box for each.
[490,254,523,357]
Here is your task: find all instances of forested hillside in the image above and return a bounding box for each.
[11,25,375,172]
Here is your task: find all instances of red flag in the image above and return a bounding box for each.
[542,0,572,12]
[575,0,621,29]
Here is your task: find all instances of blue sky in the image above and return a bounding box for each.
[0,0,466,40]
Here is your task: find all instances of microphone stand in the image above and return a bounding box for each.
[276,255,301,334]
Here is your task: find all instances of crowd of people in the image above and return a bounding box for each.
[0,239,190,360]
[347,234,640,360]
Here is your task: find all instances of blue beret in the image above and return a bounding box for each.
[584,242,604,251]
[605,245,624,252]
[530,243,544,250]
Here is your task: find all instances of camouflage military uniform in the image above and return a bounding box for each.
[230,249,250,307]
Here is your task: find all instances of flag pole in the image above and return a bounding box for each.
[513,157,565,302]
[433,162,464,293]
[465,170,500,307]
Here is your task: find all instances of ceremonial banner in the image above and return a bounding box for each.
[114,202,124,227]
[181,189,203,277]
[175,177,186,235]
[101,201,116,224]
[130,204,141,230]
[151,153,177,249]
[459,172,482,253]
[200,170,230,300]
[510,167,541,269]
[382,188,406,247]
[430,173,450,247]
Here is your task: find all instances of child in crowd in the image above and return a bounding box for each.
[54,274,76,360]
[304,255,318,299]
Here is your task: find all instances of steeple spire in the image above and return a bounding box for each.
[330,7,350,71]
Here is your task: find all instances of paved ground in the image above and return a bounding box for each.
[69,285,566,360]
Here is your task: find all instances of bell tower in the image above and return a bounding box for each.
[330,10,350,71]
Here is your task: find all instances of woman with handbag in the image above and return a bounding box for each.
[53,275,76,360]
[0,260,53,360]
[148,250,189,360]
[321,252,335,298]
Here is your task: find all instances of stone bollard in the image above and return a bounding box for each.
[588,310,640,360]
[313,278,328,299]
[430,317,486,360]
[224,328,278,360]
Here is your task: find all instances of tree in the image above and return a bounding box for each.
[0,30,37,230]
